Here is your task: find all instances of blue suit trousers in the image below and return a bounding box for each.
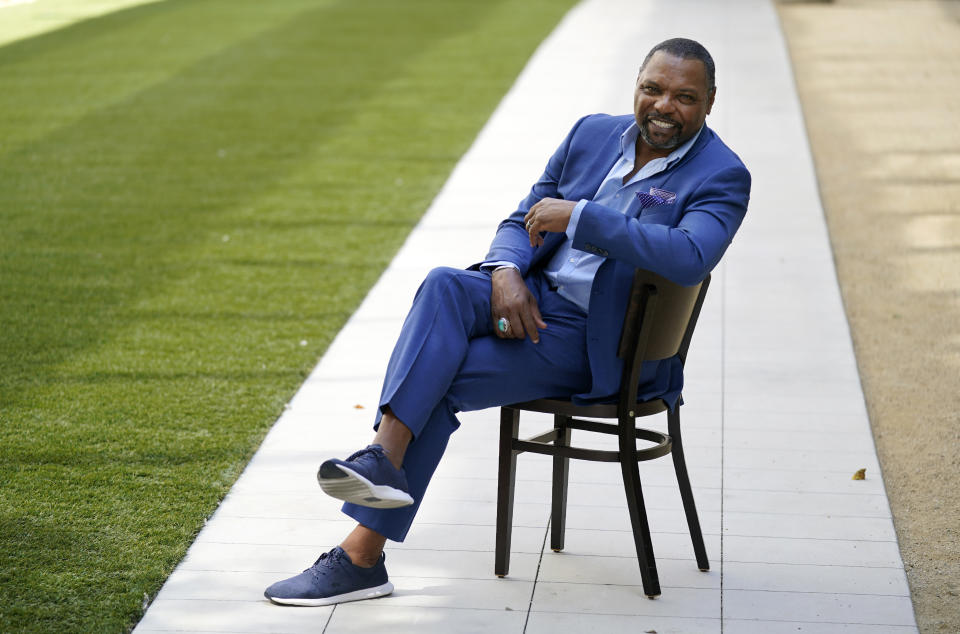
[343,266,592,541]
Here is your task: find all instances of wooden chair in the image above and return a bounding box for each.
[494,269,711,598]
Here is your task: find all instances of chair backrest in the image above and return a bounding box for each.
[617,269,711,399]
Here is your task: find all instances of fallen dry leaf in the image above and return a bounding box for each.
[852,468,866,480]
[354,404,365,409]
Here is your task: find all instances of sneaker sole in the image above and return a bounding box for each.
[317,463,414,509]
[265,581,394,607]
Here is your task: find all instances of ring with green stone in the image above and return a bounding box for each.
[497,317,510,333]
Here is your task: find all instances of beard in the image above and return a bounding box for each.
[639,116,683,150]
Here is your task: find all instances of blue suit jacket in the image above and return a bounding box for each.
[478,113,751,406]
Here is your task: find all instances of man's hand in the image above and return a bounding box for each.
[490,267,547,343]
[523,198,576,247]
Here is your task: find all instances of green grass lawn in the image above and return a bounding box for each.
[0,0,577,630]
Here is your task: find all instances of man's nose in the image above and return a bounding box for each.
[654,93,676,113]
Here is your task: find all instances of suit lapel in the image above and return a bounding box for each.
[564,117,632,202]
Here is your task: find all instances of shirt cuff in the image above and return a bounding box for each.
[565,200,588,240]
[479,261,520,274]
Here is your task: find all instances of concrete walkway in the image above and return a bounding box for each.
[0,0,161,47]
[134,0,919,631]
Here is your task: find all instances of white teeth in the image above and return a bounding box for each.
[650,119,675,129]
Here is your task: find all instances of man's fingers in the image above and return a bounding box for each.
[523,200,541,223]
[528,221,544,247]
[517,308,541,343]
[529,301,548,331]
[525,203,540,246]
[490,270,545,342]
[517,296,547,343]
[524,198,573,245]
[497,308,534,341]
[493,314,507,338]
[506,309,525,340]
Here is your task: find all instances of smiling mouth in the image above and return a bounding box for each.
[639,115,683,150]
[647,117,678,130]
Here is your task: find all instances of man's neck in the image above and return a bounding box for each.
[635,136,672,168]
[624,137,672,184]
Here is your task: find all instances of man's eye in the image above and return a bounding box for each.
[643,86,659,95]
[678,95,696,104]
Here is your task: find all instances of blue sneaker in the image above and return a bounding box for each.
[317,444,414,509]
[264,546,393,606]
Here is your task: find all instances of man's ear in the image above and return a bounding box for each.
[706,87,717,115]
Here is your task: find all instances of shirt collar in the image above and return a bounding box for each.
[620,121,703,168]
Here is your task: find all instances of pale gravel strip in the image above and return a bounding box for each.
[777,1,960,631]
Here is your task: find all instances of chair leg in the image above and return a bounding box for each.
[550,415,571,552]
[668,407,709,571]
[495,407,520,577]
[619,418,661,597]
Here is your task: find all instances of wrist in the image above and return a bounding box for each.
[491,264,519,277]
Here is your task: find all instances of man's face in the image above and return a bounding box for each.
[633,51,715,152]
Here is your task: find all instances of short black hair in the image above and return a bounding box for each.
[640,38,715,91]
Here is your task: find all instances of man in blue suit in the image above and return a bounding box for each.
[265,37,750,606]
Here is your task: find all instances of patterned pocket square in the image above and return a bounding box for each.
[649,186,677,202]
[636,190,672,209]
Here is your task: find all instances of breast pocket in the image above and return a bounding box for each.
[637,208,675,224]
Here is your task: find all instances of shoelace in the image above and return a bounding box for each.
[345,445,385,463]
[306,548,343,577]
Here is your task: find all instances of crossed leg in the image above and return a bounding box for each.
[338,266,590,563]
[265,266,591,604]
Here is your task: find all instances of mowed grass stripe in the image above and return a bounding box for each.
[0,0,577,630]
